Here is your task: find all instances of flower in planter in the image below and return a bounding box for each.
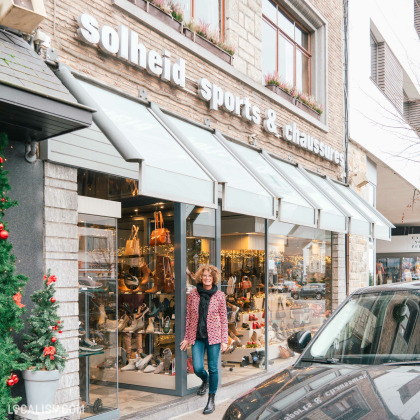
[151,0,171,14]
[296,92,324,115]
[168,0,184,22]
[264,72,295,96]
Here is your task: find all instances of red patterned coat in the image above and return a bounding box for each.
[184,288,229,345]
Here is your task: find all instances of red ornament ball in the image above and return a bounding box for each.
[0,157,3,164]
[51,298,56,303]
[59,330,62,334]
[51,337,57,343]
[11,374,18,384]
[0,223,3,231]
[58,321,61,324]
[6,379,14,386]
[0,230,8,240]
[52,326,57,330]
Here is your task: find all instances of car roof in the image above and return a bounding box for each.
[353,280,420,295]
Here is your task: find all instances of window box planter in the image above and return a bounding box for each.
[193,33,233,65]
[146,2,182,32]
[294,99,322,120]
[183,26,195,41]
[128,0,147,11]
[129,0,182,32]
[265,84,295,104]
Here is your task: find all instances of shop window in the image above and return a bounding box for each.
[268,221,332,364]
[177,0,224,33]
[220,213,267,377]
[262,0,311,94]
[78,169,138,200]
[78,214,118,417]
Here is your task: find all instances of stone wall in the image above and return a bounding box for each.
[44,163,79,408]
[39,0,344,178]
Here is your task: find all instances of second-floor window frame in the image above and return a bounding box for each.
[263,1,312,94]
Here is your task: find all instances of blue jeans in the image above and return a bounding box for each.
[191,338,220,394]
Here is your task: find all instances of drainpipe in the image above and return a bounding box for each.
[343,0,350,296]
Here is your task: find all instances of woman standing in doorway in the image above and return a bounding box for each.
[180,264,228,415]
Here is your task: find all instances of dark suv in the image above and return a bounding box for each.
[223,281,420,420]
[293,282,325,300]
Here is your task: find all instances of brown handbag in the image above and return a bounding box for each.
[239,276,252,290]
[149,211,171,246]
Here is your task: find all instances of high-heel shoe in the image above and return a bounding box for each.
[118,277,131,294]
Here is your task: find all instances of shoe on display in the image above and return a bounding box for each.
[121,359,137,371]
[146,317,155,334]
[135,303,149,320]
[240,356,250,367]
[98,304,106,326]
[104,318,117,331]
[229,331,242,347]
[136,354,153,370]
[145,285,158,294]
[143,364,156,373]
[162,316,171,334]
[154,361,164,374]
[250,331,262,347]
[123,317,144,333]
[241,323,250,330]
[79,338,103,352]
[118,314,131,332]
[118,277,132,294]
[163,348,172,371]
[228,323,243,337]
[79,276,103,289]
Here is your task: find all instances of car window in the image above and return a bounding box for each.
[304,290,420,365]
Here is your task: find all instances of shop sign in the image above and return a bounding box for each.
[76,14,344,167]
[77,14,185,88]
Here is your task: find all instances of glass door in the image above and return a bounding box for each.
[78,214,118,418]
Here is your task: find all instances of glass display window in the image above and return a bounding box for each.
[268,221,332,368]
[117,202,176,390]
[185,205,217,389]
[220,213,267,380]
[78,214,118,417]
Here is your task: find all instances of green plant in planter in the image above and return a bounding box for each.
[0,133,30,418]
[296,92,324,115]
[264,72,296,96]
[22,270,68,372]
[168,0,184,22]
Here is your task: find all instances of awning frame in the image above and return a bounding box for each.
[158,109,277,219]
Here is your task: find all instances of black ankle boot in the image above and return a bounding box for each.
[197,380,208,396]
[203,393,215,415]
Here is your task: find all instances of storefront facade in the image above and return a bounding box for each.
[8,0,392,417]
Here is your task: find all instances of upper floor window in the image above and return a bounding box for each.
[262,0,311,94]
[370,32,378,83]
[176,0,224,33]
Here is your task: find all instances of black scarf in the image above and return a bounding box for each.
[196,283,217,340]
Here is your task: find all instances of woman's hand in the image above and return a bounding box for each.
[180,339,190,351]
[221,342,228,353]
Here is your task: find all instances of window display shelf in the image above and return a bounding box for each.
[79,350,105,358]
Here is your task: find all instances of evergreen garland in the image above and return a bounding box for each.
[22,269,68,372]
[0,133,29,418]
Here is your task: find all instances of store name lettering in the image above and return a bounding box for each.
[76,14,344,167]
[77,14,186,88]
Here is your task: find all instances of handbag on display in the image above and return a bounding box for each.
[239,276,252,290]
[279,345,290,359]
[125,225,140,256]
[149,211,171,246]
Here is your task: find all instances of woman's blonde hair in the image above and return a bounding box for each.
[195,264,220,286]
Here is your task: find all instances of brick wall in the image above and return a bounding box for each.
[39,0,344,178]
[44,163,79,409]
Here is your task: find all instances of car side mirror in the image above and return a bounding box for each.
[287,330,312,354]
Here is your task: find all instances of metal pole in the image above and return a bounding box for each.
[174,202,187,395]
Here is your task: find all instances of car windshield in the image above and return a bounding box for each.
[301,290,420,365]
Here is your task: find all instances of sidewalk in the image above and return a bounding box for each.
[120,359,294,420]
[170,397,235,419]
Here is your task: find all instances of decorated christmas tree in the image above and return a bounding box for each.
[0,133,30,417]
[22,270,68,371]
